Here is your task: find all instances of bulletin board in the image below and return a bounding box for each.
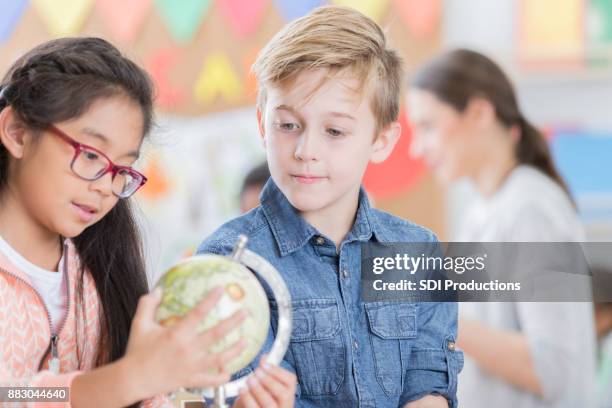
[0,0,444,115]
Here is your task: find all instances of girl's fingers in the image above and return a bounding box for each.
[198,310,247,347]
[174,286,224,334]
[187,370,231,389]
[200,337,247,370]
[132,288,163,328]
[246,376,278,408]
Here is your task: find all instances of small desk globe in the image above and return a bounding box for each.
[154,254,270,375]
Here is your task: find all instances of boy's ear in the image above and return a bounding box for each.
[370,121,401,164]
[0,106,29,159]
[256,108,267,148]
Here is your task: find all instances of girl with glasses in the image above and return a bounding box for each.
[0,38,251,407]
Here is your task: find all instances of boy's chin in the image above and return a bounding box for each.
[286,193,330,214]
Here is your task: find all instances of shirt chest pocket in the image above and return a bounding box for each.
[365,302,418,396]
[271,298,346,397]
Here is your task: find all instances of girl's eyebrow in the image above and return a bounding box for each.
[82,127,140,159]
[82,127,109,144]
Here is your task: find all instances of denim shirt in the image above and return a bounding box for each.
[197,180,463,408]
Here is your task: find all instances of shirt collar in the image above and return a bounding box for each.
[260,179,383,256]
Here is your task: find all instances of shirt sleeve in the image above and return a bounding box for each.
[398,301,463,408]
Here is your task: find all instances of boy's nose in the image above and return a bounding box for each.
[294,133,319,162]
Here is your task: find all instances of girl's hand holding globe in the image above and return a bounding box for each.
[122,286,248,401]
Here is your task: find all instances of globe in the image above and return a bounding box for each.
[154,254,270,375]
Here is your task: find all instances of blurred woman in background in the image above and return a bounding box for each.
[406,49,597,408]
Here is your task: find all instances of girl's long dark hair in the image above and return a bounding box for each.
[0,38,153,407]
[411,49,572,199]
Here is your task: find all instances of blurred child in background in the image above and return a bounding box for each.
[240,162,270,213]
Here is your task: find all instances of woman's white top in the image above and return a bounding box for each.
[456,165,597,408]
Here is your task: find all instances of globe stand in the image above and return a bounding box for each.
[196,235,292,408]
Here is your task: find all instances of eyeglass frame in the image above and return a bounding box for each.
[47,124,147,198]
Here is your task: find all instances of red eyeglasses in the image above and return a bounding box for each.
[48,125,147,199]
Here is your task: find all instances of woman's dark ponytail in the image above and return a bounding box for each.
[516,116,572,198]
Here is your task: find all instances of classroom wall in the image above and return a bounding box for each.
[443,0,612,240]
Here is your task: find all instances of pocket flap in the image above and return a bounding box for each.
[365,302,417,339]
[272,298,341,342]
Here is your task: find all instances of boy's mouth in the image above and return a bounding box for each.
[291,174,326,184]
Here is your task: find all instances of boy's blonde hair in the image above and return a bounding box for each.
[252,5,404,132]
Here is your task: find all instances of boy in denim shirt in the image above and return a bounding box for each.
[198,5,463,407]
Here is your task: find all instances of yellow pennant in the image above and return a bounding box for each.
[331,0,390,22]
[33,0,94,37]
[194,52,243,104]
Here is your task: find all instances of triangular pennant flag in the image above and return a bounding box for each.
[95,0,152,42]
[218,0,269,38]
[393,0,441,38]
[33,0,94,37]
[0,0,28,43]
[146,48,185,109]
[155,0,212,43]
[273,0,326,21]
[331,0,389,22]
[194,52,243,104]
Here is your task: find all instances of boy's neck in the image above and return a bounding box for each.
[0,190,63,271]
[300,186,361,249]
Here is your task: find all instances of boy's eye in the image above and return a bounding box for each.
[276,122,300,132]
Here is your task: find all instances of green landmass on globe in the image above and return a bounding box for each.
[154,254,270,375]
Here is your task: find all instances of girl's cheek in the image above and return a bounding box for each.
[98,198,120,221]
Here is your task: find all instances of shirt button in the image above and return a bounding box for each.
[353,341,359,350]
[315,236,325,245]
[342,269,349,278]
[447,341,456,351]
